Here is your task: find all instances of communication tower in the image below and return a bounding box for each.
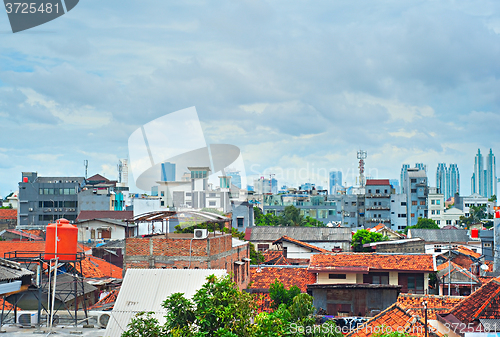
[357,150,367,187]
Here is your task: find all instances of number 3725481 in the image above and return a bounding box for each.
[5,3,59,14]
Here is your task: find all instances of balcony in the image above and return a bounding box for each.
[366,218,391,223]
[365,206,390,211]
[365,193,391,198]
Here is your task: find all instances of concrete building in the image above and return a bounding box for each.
[408,229,481,255]
[455,193,495,217]
[17,172,84,228]
[403,169,428,227]
[389,179,400,194]
[486,148,497,199]
[400,164,410,193]
[447,163,460,201]
[471,148,496,198]
[226,170,242,189]
[254,177,278,194]
[427,189,444,224]
[231,201,254,231]
[436,163,447,196]
[390,193,407,231]
[364,179,392,228]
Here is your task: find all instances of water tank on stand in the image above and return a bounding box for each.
[471,227,479,239]
[44,218,78,261]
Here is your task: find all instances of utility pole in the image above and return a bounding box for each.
[448,240,451,295]
[423,300,428,337]
[84,160,88,179]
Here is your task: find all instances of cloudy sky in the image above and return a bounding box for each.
[1,0,500,196]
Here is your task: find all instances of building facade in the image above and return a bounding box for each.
[18,172,84,228]
[364,180,392,228]
[329,171,342,195]
[403,169,428,226]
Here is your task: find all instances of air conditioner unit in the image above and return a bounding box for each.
[16,311,38,326]
[194,229,208,239]
[58,208,62,212]
[28,208,33,212]
[90,311,111,328]
[47,208,51,212]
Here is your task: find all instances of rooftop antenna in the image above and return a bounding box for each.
[357,150,367,187]
[83,160,88,179]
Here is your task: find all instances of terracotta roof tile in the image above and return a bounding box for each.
[0,298,14,311]
[0,209,16,220]
[69,255,123,279]
[0,241,46,259]
[272,236,330,253]
[88,288,119,311]
[365,179,391,186]
[262,250,290,265]
[309,253,435,272]
[450,279,500,324]
[249,266,316,292]
[397,294,463,320]
[456,245,481,259]
[346,303,443,337]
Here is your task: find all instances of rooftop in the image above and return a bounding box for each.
[272,236,330,253]
[408,229,473,243]
[365,179,391,186]
[0,209,17,220]
[76,210,133,222]
[396,293,463,320]
[309,253,435,273]
[245,226,352,242]
[248,266,315,292]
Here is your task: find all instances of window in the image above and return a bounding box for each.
[257,244,269,252]
[161,191,165,196]
[237,217,244,227]
[160,201,164,206]
[368,189,372,193]
[411,213,415,217]
[328,209,335,215]
[431,200,435,205]
[309,209,317,218]
[412,201,417,205]
[446,220,451,225]
[398,214,406,218]
[436,220,440,225]
[186,192,191,197]
[209,201,216,206]
[436,200,441,205]
[420,201,425,205]
[209,193,216,198]
[411,189,417,193]
[372,275,389,284]
[436,210,440,215]
[485,243,492,248]
[411,179,416,183]
[351,202,357,206]
[384,189,388,194]
[329,274,347,279]
[319,210,328,218]
[376,189,380,193]
[431,210,435,215]
[401,202,406,206]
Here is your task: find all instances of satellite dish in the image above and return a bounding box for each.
[481,264,489,271]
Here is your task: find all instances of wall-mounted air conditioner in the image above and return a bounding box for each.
[89,311,111,328]
[16,311,38,326]
[194,229,208,239]
[28,208,33,212]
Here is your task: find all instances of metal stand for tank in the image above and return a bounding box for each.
[2,251,88,330]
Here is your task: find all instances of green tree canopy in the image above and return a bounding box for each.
[254,206,325,227]
[404,217,439,234]
[351,229,387,252]
[269,279,301,309]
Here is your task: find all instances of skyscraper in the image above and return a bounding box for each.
[486,149,497,198]
[447,164,460,199]
[161,162,176,182]
[415,163,427,172]
[471,149,496,198]
[400,164,410,193]
[436,163,447,196]
[226,171,242,189]
[329,171,342,195]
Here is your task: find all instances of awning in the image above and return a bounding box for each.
[234,261,245,265]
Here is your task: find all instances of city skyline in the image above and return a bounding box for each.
[1,1,500,197]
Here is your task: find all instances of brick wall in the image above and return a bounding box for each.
[125,234,250,289]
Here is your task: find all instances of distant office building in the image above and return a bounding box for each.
[471,149,497,198]
[415,163,427,173]
[329,171,342,195]
[447,164,460,200]
[389,179,400,194]
[226,171,242,189]
[486,149,497,198]
[436,163,447,196]
[364,179,392,228]
[400,164,410,194]
[300,183,315,191]
[161,162,176,182]
[254,177,278,194]
[18,172,84,228]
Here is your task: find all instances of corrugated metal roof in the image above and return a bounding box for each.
[408,229,472,243]
[248,226,351,242]
[105,269,227,337]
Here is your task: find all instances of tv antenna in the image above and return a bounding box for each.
[83,160,88,179]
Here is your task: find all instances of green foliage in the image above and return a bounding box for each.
[249,242,264,264]
[404,217,439,234]
[0,206,12,209]
[351,229,386,252]
[122,312,164,337]
[254,205,325,227]
[489,195,497,202]
[269,279,301,309]
[372,330,411,337]
[459,205,487,227]
[289,293,315,322]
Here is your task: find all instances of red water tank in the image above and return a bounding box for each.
[44,218,78,261]
[22,177,28,183]
[496,210,500,219]
[471,228,479,239]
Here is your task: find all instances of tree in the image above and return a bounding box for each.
[254,206,325,227]
[269,279,301,309]
[459,205,487,227]
[123,274,255,337]
[249,242,264,264]
[280,205,305,226]
[351,230,387,252]
[489,195,497,202]
[404,217,439,234]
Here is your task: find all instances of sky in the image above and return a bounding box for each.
[1,0,500,196]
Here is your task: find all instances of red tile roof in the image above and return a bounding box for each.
[76,210,133,222]
[309,253,435,273]
[88,288,119,311]
[0,241,46,259]
[367,224,385,232]
[456,245,481,259]
[365,179,391,186]
[0,298,14,311]
[0,209,16,220]
[346,303,443,337]
[397,293,463,320]
[68,255,123,279]
[23,230,44,238]
[449,279,500,323]
[272,236,330,253]
[1,229,44,241]
[249,266,316,292]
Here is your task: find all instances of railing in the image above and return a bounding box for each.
[365,206,390,210]
[365,193,391,198]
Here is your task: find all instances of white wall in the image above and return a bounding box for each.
[77,220,127,242]
[283,241,312,260]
